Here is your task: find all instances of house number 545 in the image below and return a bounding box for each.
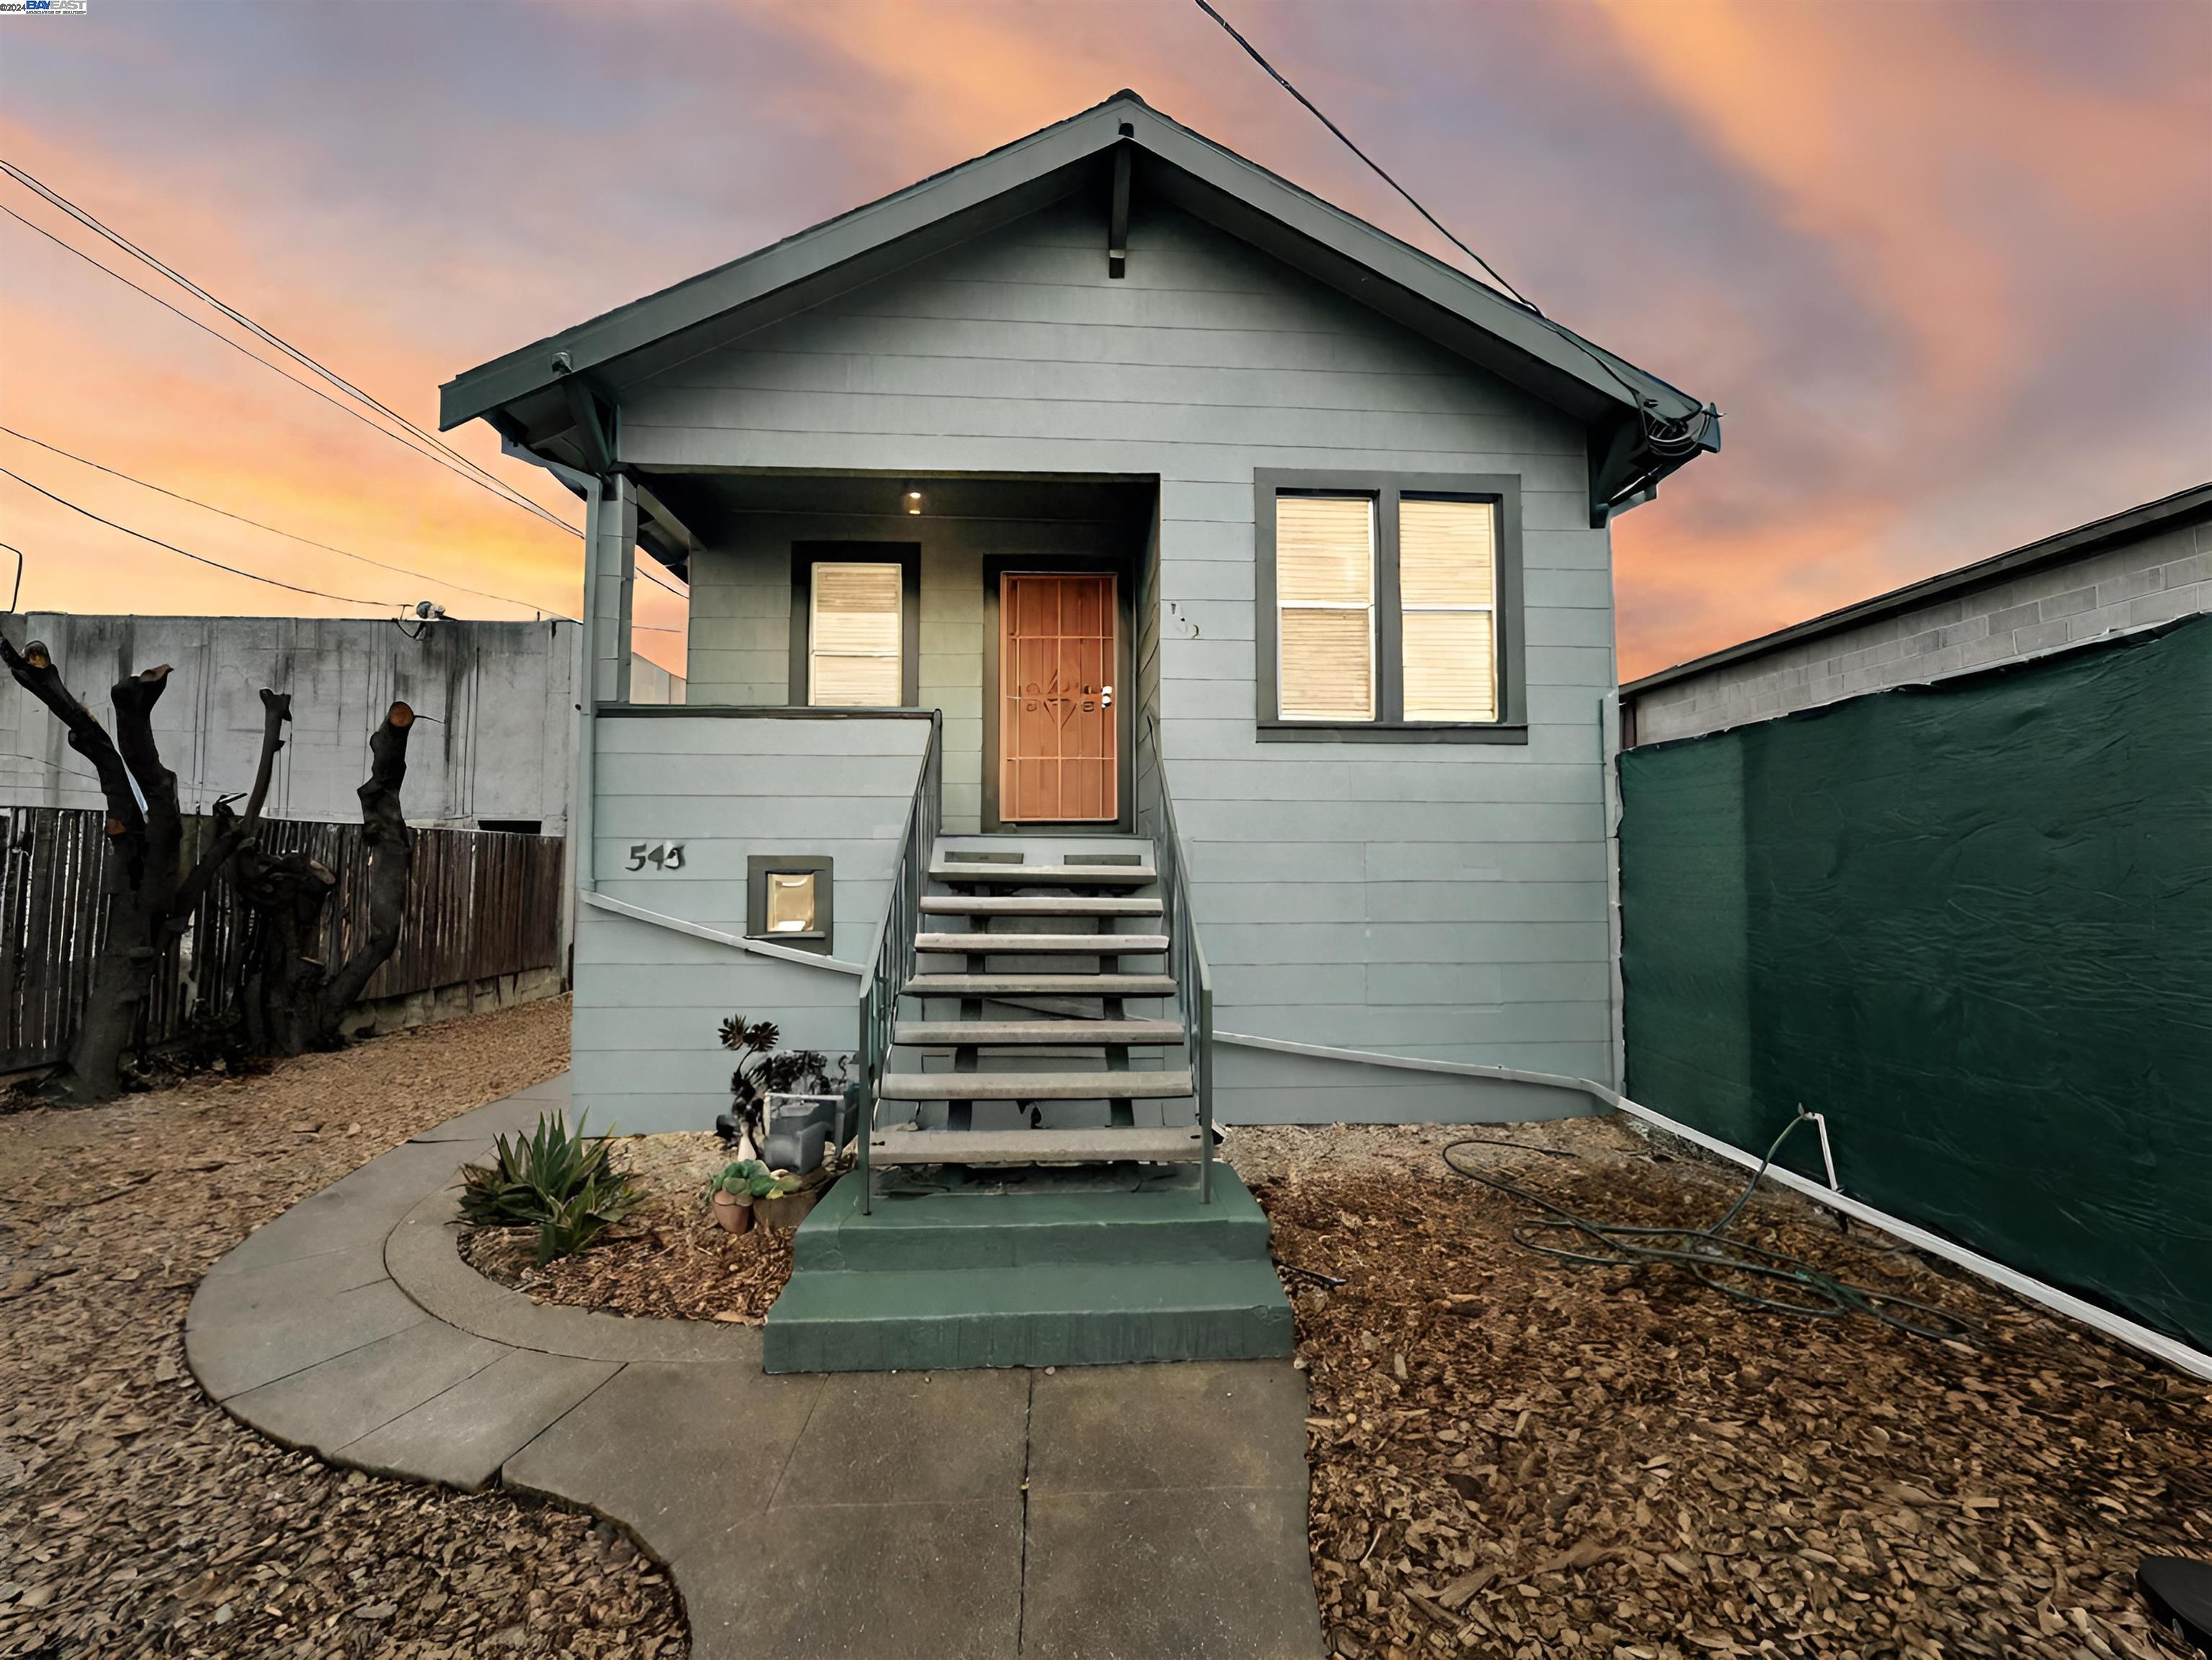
[627,842,686,871]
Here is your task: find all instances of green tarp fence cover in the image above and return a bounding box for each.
[1621,614,2212,1351]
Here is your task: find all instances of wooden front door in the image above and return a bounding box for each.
[1000,572,1119,822]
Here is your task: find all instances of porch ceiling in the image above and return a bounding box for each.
[640,470,1157,532]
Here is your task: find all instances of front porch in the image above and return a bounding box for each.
[637,468,1162,836]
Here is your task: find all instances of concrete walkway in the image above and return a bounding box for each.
[187,1076,1325,1660]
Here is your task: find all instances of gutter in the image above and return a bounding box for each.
[1214,1028,2212,1383]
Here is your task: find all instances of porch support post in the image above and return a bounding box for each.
[587,473,637,707]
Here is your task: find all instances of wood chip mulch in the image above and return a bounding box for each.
[458,1133,794,1325]
[0,995,688,1660]
[1230,1119,2212,1660]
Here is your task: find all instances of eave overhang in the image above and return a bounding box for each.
[443,91,1718,527]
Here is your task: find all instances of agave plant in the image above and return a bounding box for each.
[459,1111,645,1265]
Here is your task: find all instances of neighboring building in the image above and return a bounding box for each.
[441,89,1721,1146]
[0,614,681,833]
[1622,484,2210,745]
[1617,485,2212,1355]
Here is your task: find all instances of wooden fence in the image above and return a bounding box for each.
[0,807,565,1071]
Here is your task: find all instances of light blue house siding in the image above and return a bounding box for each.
[618,193,1617,1123]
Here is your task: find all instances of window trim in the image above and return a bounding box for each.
[746,854,835,955]
[789,543,922,708]
[1254,469,1526,744]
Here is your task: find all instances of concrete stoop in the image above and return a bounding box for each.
[764,1169,1297,1373]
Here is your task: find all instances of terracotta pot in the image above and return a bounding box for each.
[756,1187,820,1231]
[711,1190,754,1235]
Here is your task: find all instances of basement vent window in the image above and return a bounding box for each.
[747,855,834,955]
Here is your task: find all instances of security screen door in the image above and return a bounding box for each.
[999,572,1118,822]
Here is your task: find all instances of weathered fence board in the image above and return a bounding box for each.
[0,807,565,1070]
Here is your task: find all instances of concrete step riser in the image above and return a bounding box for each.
[764,1300,1294,1373]
[794,1215,1272,1273]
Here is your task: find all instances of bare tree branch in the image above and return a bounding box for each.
[0,635,143,843]
[182,687,290,915]
[319,702,414,1019]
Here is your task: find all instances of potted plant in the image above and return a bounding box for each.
[755,1167,823,1231]
[705,1159,774,1235]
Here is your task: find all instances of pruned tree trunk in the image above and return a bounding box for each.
[0,635,287,1102]
[229,702,413,1054]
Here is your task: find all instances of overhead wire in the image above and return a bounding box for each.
[1187,0,1720,476]
[0,205,574,527]
[1,201,687,607]
[1441,1112,1978,1343]
[1188,0,1534,312]
[1,467,412,611]
[0,425,574,621]
[0,159,577,537]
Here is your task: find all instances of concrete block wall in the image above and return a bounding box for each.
[0,614,583,831]
[1629,516,2208,746]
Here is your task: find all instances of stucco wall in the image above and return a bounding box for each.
[1626,517,2209,746]
[0,614,586,832]
[629,192,1621,1103]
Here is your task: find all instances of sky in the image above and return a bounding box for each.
[1,0,2206,679]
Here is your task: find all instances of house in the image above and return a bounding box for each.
[1617,485,2211,1358]
[441,91,1718,1367]
[0,613,680,832]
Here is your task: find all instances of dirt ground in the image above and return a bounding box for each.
[1225,1119,2212,1660]
[0,996,687,1660]
[460,1133,795,1324]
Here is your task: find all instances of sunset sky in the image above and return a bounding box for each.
[1,1,2206,679]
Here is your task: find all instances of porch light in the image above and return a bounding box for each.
[765,871,819,934]
[905,491,923,514]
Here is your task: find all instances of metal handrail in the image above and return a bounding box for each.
[1137,728,1216,1202]
[854,711,941,1215]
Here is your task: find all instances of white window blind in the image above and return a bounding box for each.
[809,563,903,707]
[1276,494,1374,720]
[1399,499,1498,721]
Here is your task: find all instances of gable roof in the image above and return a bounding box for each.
[442,90,1718,525]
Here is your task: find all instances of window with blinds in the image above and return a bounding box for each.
[1276,494,1375,720]
[1400,498,1498,721]
[808,563,903,707]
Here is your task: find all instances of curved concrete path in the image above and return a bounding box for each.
[187,1075,1325,1660]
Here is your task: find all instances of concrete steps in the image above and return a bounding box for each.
[764,1173,1294,1373]
[906,973,1176,998]
[792,1177,1272,1272]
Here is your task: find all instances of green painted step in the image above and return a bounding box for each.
[793,1173,1272,1272]
[762,1258,1294,1373]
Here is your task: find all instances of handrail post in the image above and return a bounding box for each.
[854,712,941,1219]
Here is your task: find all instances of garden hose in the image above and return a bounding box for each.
[1441,1115,1977,1344]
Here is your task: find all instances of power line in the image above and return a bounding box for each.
[1,466,408,611]
[1190,0,1536,311]
[1,204,693,601]
[1,206,571,524]
[0,159,578,538]
[0,425,576,621]
[1186,1,1719,481]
